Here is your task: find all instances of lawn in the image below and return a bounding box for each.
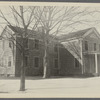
[0,76,100,98]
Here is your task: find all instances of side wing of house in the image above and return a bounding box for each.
[0,26,16,76]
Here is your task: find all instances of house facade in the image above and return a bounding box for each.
[0,25,59,77]
[0,26,100,77]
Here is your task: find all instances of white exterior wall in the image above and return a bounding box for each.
[0,27,15,76]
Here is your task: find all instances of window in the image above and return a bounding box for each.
[94,43,96,51]
[25,56,28,67]
[54,58,58,68]
[54,44,58,52]
[8,61,11,67]
[75,58,79,68]
[85,41,88,51]
[9,41,12,48]
[34,39,39,49]
[34,57,39,68]
[8,57,11,67]
[24,38,28,49]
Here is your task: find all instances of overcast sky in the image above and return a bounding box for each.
[0,5,100,35]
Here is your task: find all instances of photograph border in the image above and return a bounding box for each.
[0,1,100,99]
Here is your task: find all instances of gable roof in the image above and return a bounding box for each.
[58,27,99,42]
[1,25,58,42]
[8,25,41,38]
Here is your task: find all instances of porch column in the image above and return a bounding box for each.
[58,45,60,75]
[81,60,84,74]
[80,39,84,74]
[95,53,98,75]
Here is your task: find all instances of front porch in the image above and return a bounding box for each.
[83,52,100,76]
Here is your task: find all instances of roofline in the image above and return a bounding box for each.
[59,36,82,42]
[61,38,80,43]
[60,27,100,42]
[58,28,92,42]
[93,28,100,38]
[82,27,100,39]
[1,26,8,37]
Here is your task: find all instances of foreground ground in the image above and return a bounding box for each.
[0,76,100,97]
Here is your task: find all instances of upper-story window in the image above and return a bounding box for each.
[94,43,96,51]
[54,44,58,52]
[24,38,28,49]
[9,41,12,48]
[85,41,88,51]
[34,39,39,49]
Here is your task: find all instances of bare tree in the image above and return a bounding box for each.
[0,6,97,90]
[33,6,95,78]
[0,6,40,91]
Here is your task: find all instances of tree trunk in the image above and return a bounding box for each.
[19,32,28,91]
[20,51,25,91]
[43,40,50,78]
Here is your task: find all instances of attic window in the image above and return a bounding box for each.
[85,41,88,51]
